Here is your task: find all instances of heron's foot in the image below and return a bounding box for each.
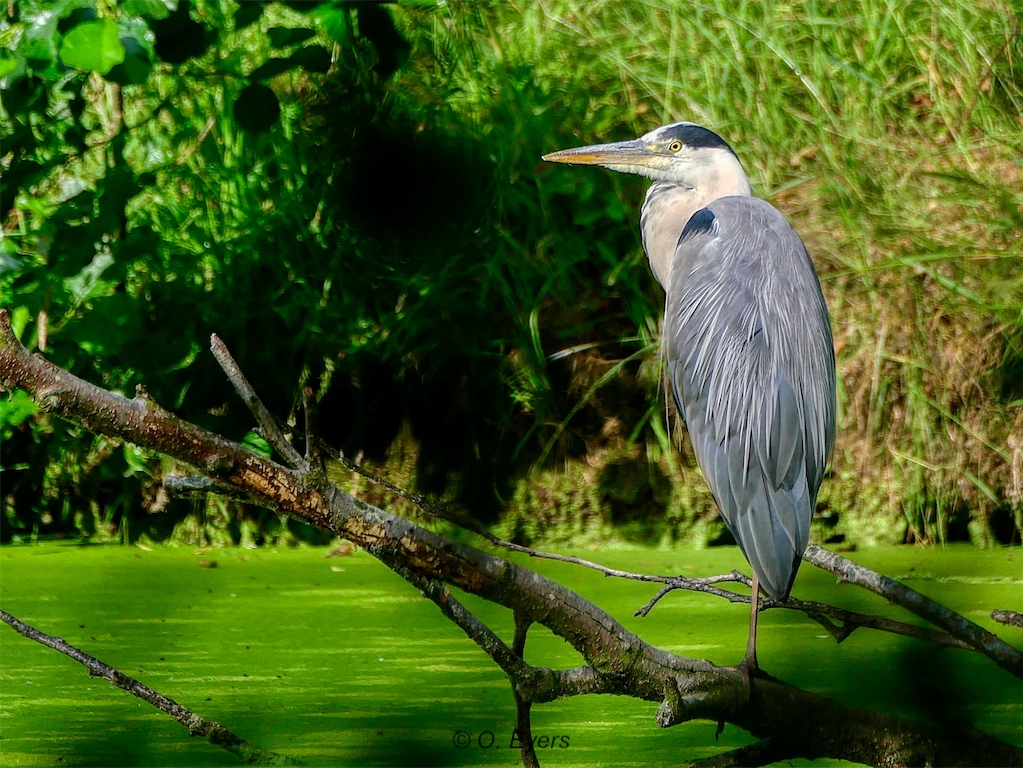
[733,652,759,700]
[739,647,759,675]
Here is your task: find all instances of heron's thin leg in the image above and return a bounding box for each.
[743,573,760,672]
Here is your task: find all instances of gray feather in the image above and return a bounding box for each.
[662,196,836,599]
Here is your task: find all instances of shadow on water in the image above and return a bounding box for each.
[892,643,972,733]
[344,734,461,767]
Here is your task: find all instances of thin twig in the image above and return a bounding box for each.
[413,577,532,681]
[320,469,997,660]
[209,334,307,472]
[0,609,296,766]
[485,537,979,653]
[635,572,752,616]
[635,573,974,650]
[302,386,321,472]
[164,475,268,506]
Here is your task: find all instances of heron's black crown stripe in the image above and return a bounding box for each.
[665,124,736,155]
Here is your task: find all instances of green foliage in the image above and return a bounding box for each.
[59,20,125,74]
[0,0,393,542]
[385,0,1023,545]
[2,0,1021,547]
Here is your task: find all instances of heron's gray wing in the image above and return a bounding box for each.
[664,198,835,599]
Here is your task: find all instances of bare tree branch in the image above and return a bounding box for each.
[0,609,296,766]
[379,496,998,658]
[510,613,540,768]
[481,541,978,655]
[2,310,1021,768]
[992,609,1023,630]
[210,333,307,472]
[301,386,321,472]
[297,420,1014,663]
[803,544,1023,678]
[414,577,532,682]
[164,474,266,505]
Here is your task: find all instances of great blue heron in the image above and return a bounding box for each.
[543,122,836,672]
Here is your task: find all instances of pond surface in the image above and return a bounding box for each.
[1,543,1020,766]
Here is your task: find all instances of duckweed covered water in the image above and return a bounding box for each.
[1,544,1020,766]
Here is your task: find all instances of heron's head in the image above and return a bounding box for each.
[543,122,750,194]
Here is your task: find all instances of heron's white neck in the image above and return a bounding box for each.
[641,151,751,287]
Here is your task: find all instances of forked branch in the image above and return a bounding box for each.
[296,450,1013,665]
[1,310,1020,768]
[803,544,1023,678]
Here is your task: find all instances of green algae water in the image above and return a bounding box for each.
[1,544,1020,766]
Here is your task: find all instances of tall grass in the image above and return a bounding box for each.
[6,0,1019,547]
[384,0,1023,545]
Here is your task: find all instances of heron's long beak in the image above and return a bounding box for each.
[542,138,651,168]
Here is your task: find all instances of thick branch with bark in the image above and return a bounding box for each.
[1,309,1021,768]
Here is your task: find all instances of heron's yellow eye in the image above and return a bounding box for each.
[668,140,683,152]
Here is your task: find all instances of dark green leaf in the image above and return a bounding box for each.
[149,0,191,33]
[22,33,60,65]
[281,0,329,13]
[59,19,125,74]
[74,293,141,356]
[242,430,273,459]
[94,164,140,232]
[315,5,352,45]
[57,6,97,34]
[122,444,149,475]
[0,54,19,78]
[0,390,40,432]
[234,83,280,133]
[52,189,96,225]
[7,307,32,343]
[4,123,37,158]
[2,76,45,114]
[1,159,48,199]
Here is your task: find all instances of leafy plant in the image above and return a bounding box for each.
[3,0,1021,548]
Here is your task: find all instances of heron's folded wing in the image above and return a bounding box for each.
[664,197,835,598]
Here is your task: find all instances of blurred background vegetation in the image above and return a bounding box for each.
[1,0,1021,550]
